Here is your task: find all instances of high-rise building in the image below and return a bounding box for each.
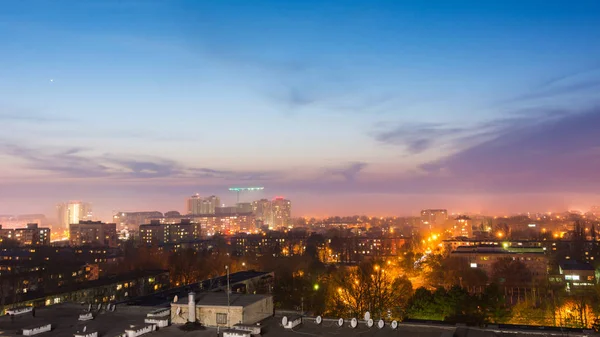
[57,201,92,228]
[420,209,448,230]
[252,199,273,226]
[272,197,292,228]
[186,194,220,215]
[69,220,117,247]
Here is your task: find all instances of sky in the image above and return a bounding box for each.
[1,0,600,220]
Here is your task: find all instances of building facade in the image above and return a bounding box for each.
[69,221,118,247]
[139,220,202,245]
[420,209,448,230]
[57,201,92,229]
[271,197,292,228]
[187,195,220,215]
[0,223,50,246]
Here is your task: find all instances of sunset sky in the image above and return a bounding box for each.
[1,1,600,219]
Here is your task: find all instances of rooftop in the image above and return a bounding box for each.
[125,270,272,307]
[560,261,595,271]
[175,292,272,308]
[0,307,593,337]
[0,303,156,337]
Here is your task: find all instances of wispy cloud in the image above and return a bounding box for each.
[0,144,111,178]
[327,162,368,181]
[372,123,468,154]
[419,106,600,192]
[0,141,278,182]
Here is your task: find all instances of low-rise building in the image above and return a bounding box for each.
[450,245,548,285]
[558,261,596,292]
[0,223,50,246]
[170,292,273,327]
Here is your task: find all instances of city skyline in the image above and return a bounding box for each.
[2,1,600,216]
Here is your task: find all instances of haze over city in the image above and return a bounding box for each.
[1,1,600,218]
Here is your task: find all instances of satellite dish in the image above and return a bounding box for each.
[111,304,116,312]
[367,319,374,328]
[350,318,357,328]
[391,320,398,330]
[337,318,344,327]
[83,326,87,333]
[176,307,181,315]
[125,292,128,297]
[87,304,92,312]
[173,295,178,303]
[378,319,385,329]
[364,311,370,321]
[282,316,288,326]
[315,316,322,325]
[97,303,102,311]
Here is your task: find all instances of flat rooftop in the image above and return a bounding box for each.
[174,292,272,307]
[0,306,593,337]
[0,303,157,337]
[124,270,272,307]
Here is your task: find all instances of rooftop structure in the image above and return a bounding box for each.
[170,292,274,327]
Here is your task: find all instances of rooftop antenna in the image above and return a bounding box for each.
[391,320,398,330]
[377,319,385,329]
[173,295,178,303]
[282,316,288,327]
[315,316,322,325]
[337,318,344,327]
[83,326,87,333]
[364,311,370,321]
[367,319,374,328]
[350,318,358,328]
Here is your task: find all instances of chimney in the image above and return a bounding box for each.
[188,292,196,323]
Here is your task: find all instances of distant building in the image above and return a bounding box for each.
[420,209,448,230]
[557,261,596,292]
[252,199,273,226]
[57,201,92,229]
[0,223,50,246]
[216,206,238,215]
[236,202,253,214]
[113,211,163,229]
[450,245,548,285]
[139,220,201,245]
[452,216,472,238]
[271,197,292,228]
[69,221,117,247]
[145,213,255,236]
[187,194,220,215]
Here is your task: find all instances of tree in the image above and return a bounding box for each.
[425,255,487,288]
[328,260,413,319]
[481,283,511,323]
[491,258,531,288]
[406,286,485,325]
